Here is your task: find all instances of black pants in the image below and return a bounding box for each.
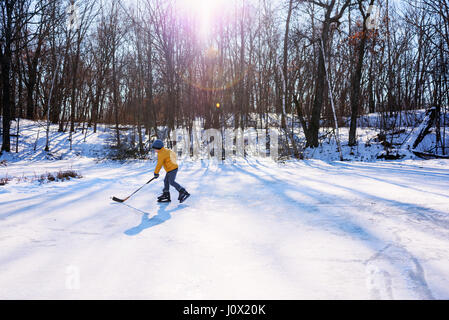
[163,168,183,193]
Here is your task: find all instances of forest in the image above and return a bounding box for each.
[1,0,448,158]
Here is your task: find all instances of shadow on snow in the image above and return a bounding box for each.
[123,202,188,236]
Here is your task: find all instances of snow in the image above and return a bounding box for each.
[1,156,449,299]
[1,117,449,299]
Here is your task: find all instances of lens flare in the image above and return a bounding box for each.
[177,0,227,39]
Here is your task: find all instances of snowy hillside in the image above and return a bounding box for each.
[2,110,448,164]
[0,119,132,162]
[1,118,449,299]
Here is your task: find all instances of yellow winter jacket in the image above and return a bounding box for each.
[154,147,178,174]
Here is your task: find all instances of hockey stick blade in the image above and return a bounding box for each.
[112,196,127,203]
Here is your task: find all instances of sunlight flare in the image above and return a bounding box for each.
[177,0,226,39]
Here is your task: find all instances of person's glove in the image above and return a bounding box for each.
[154,173,159,179]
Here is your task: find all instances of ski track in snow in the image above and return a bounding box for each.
[1,158,449,299]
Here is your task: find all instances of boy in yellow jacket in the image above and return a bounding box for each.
[151,139,190,203]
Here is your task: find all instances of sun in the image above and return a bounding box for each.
[177,0,226,39]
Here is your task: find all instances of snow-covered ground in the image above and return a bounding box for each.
[1,117,449,299]
[1,156,449,299]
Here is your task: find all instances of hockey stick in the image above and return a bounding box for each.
[112,177,157,203]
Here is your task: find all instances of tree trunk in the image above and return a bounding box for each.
[1,1,13,153]
[309,23,330,147]
[349,1,372,146]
